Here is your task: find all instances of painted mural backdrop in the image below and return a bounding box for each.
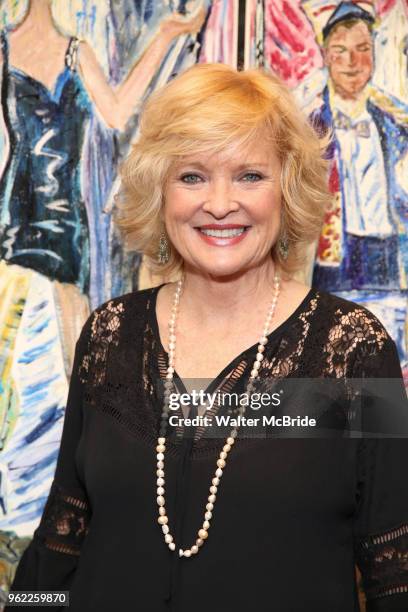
[247,0,408,391]
[0,0,238,599]
[0,0,406,604]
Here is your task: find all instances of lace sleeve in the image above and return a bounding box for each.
[5,318,92,601]
[352,332,408,611]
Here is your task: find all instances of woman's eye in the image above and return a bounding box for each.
[242,172,263,182]
[180,173,203,184]
[179,172,262,184]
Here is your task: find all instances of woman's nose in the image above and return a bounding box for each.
[201,179,239,217]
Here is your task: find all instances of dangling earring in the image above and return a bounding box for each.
[158,230,170,264]
[278,233,289,260]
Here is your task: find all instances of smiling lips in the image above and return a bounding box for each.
[195,224,251,246]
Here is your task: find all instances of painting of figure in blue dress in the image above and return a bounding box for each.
[245,0,408,389]
[0,0,240,596]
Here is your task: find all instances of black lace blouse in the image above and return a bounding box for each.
[6,284,408,612]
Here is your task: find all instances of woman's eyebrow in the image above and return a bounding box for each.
[175,161,270,170]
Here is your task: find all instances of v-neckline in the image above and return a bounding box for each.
[8,64,70,102]
[3,32,74,103]
[149,282,315,396]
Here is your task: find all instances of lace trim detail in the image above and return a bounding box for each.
[75,287,396,456]
[79,300,124,386]
[256,293,319,378]
[37,482,91,556]
[156,351,251,442]
[356,522,408,600]
[323,307,389,378]
[363,524,408,547]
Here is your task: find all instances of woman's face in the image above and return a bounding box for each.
[163,137,282,279]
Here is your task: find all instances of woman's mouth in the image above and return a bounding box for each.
[194,226,251,246]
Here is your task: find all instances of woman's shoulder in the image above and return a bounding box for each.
[311,287,396,367]
[75,286,162,385]
[288,278,392,349]
[315,288,391,338]
[79,286,161,345]
[275,282,397,378]
[93,285,159,311]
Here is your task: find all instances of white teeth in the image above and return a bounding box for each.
[199,228,246,238]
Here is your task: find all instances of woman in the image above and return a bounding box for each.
[6,62,408,611]
[0,0,205,539]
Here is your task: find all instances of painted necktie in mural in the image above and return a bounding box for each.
[247,0,408,389]
[0,0,238,598]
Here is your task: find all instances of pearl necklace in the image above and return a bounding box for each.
[156,271,281,557]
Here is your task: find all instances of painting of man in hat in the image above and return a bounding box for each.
[306,0,408,381]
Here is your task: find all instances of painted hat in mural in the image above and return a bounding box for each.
[322,1,375,40]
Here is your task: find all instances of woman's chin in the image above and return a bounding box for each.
[188,259,252,279]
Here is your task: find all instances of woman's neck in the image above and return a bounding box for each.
[19,1,54,35]
[178,261,286,329]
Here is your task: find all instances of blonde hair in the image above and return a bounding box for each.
[114,62,332,279]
